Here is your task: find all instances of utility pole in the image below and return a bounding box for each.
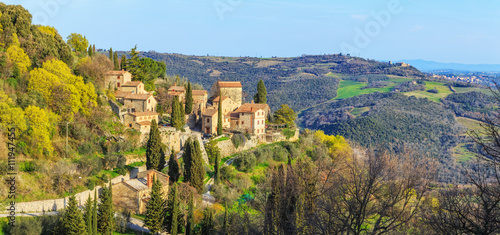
[66,121,68,159]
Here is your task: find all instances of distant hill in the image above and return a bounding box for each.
[137,52,424,111]
[399,59,500,73]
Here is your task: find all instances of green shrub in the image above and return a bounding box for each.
[233,152,257,172]
[272,146,289,162]
[19,161,38,172]
[231,133,247,148]
[220,165,236,182]
[282,128,296,139]
[87,180,96,190]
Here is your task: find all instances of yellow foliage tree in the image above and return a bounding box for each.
[0,90,27,132]
[25,106,54,157]
[314,130,352,159]
[11,33,20,46]
[38,25,57,36]
[7,45,31,73]
[28,68,60,102]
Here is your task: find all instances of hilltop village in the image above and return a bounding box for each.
[104,70,291,152]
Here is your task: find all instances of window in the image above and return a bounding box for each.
[148,99,150,103]
[117,76,120,79]
[242,121,244,125]
[129,124,132,127]
[207,118,210,123]
[117,83,120,87]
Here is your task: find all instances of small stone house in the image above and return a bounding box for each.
[113,170,169,214]
[229,103,270,135]
[211,81,242,106]
[105,70,132,90]
[202,107,218,134]
[192,90,208,114]
[123,111,159,130]
[213,96,239,115]
[120,81,146,94]
[119,93,157,113]
[167,85,186,102]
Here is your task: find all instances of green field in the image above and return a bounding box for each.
[403,81,453,102]
[457,117,484,131]
[453,143,476,163]
[335,77,412,100]
[350,107,370,116]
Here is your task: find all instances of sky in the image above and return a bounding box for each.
[5,0,500,64]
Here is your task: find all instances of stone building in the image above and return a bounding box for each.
[192,90,208,114]
[210,81,242,106]
[213,96,239,115]
[120,81,145,94]
[228,103,270,135]
[116,93,157,113]
[167,84,186,102]
[104,70,132,90]
[113,170,169,214]
[123,111,159,131]
[202,107,218,134]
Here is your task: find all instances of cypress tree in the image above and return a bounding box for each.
[146,119,162,171]
[98,183,114,235]
[84,193,92,235]
[120,54,127,70]
[92,44,96,54]
[182,139,193,184]
[58,195,87,235]
[165,183,181,235]
[144,177,165,234]
[185,82,193,114]
[223,203,229,234]
[201,207,214,235]
[179,97,186,127]
[109,47,113,61]
[191,140,206,193]
[217,98,223,136]
[214,149,221,185]
[254,79,267,104]
[93,190,97,235]
[113,52,119,70]
[87,45,92,57]
[171,96,182,130]
[168,150,181,183]
[186,192,194,235]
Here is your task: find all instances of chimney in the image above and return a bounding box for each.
[147,171,156,188]
[251,100,254,104]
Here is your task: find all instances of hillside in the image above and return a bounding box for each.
[137,52,424,111]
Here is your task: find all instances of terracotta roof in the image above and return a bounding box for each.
[213,96,229,102]
[235,103,270,113]
[137,121,152,126]
[192,90,207,96]
[115,91,129,98]
[128,111,158,117]
[218,81,242,88]
[168,86,185,92]
[124,93,152,100]
[202,108,218,117]
[122,81,142,87]
[106,70,130,75]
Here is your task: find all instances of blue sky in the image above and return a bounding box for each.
[5,0,500,64]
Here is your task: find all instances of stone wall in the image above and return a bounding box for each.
[216,135,260,157]
[108,99,125,122]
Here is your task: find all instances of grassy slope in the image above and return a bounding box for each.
[335,76,412,100]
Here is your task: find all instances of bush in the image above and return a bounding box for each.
[115,167,127,176]
[282,128,296,139]
[101,174,109,183]
[254,148,273,163]
[427,88,439,93]
[231,133,247,148]
[220,165,236,182]
[87,180,96,190]
[233,152,257,172]
[272,146,289,162]
[19,161,38,172]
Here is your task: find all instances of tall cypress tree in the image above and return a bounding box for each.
[223,203,229,234]
[146,119,162,171]
[113,52,119,70]
[109,47,113,61]
[87,45,92,57]
[58,195,87,235]
[191,140,206,193]
[214,149,221,185]
[92,44,96,54]
[201,207,214,235]
[182,139,193,184]
[179,97,185,127]
[165,183,181,235]
[217,99,223,136]
[185,82,193,114]
[168,150,181,183]
[254,79,267,104]
[120,54,127,70]
[84,193,92,235]
[186,192,194,235]
[93,189,98,235]
[144,177,165,234]
[98,183,114,235]
[171,96,183,130]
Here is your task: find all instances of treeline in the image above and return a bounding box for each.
[392,79,426,92]
[442,91,497,120]
[299,93,465,182]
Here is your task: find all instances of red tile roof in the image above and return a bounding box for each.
[202,108,218,117]
[128,112,158,117]
[192,90,207,96]
[116,91,129,98]
[125,93,153,100]
[137,121,152,126]
[234,103,269,113]
[106,70,130,75]
[218,81,242,88]
[122,81,142,87]
[213,96,229,102]
[168,86,185,92]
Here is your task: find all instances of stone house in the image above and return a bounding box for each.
[210,81,242,106]
[123,111,159,131]
[202,107,218,134]
[192,90,208,114]
[213,96,239,115]
[105,70,132,90]
[228,103,270,135]
[120,81,146,94]
[117,93,157,113]
[167,85,186,102]
[113,170,169,214]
